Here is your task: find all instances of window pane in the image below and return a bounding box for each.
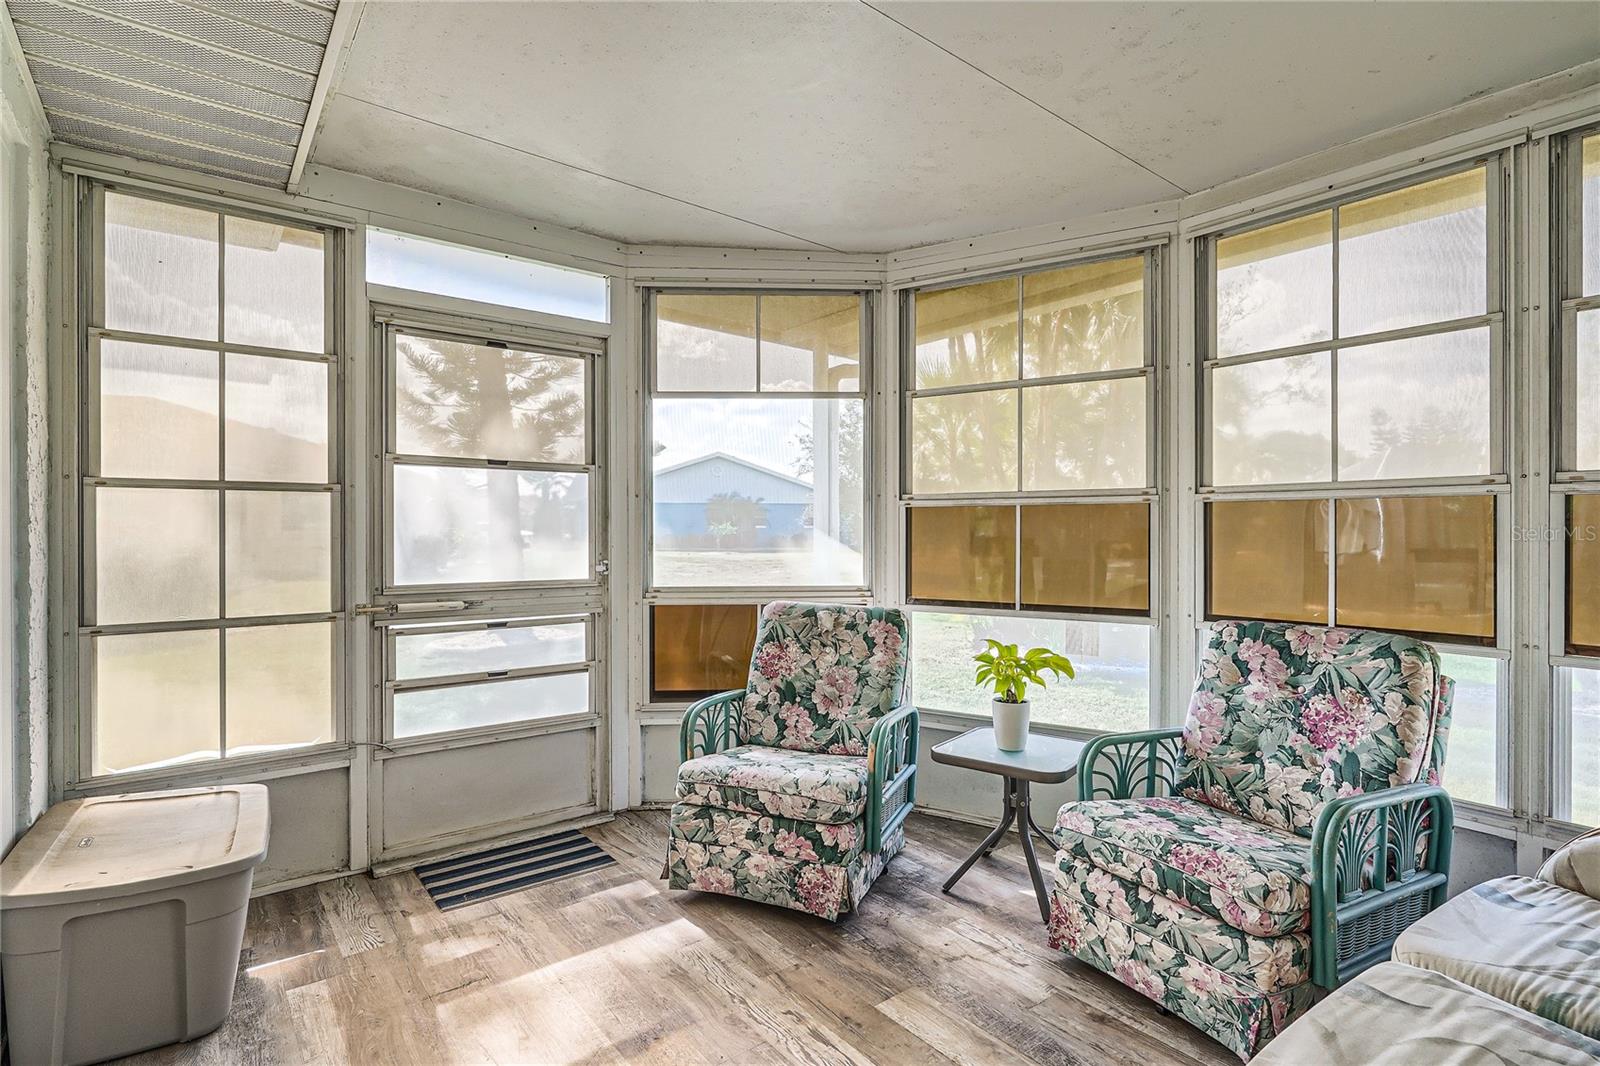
[759,294,861,392]
[1580,134,1599,298]
[910,613,1149,733]
[226,353,330,483]
[1022,377,1146,490]
[1023,256,1143,377]
[394,333,586,464]
[1570,494,1600,655]
[393,465,588,586]
[1339,168,1486,337]
[906,505,1015,608]
[367,228,609,322]
[224,216,324,352]
[914,277,1019,388]
[395,620,586,680]
[650,604,758,700]
[655,294,757,392]
[1337,328,1491,480]
[1564,667,1600,827]
[1210,351,1332,486]
[1578,308,1599,471]
[1020,503,1149,613]
[98,340,217,480]
[1334,495,1495,642]
[1437,652,1498,808]
[93,630,219,775]
[225,491,331,616]
[651,397,863,587]
[394,672,588,739]
[1216,211,1331,357]
[1207,499,1330,624]
[909,389,1018,494]
[94,487,218,625]
[226,622,332,756]
[104,192,218,341]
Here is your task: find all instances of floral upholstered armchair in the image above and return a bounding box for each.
[664,602,919,920]
[1047,621,1455,1060]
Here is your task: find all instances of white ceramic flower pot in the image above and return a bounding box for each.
[992,698,1031,752]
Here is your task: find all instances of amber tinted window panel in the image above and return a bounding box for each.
[1022,256,1143,378]
[759,294,861,392]
[1022,377,1147,491]
[1334,495,1495,642]
[906,506,1016,609]
[1570,494,1600,654]
[1215,211,1332,358]
[656,294,757,392]
[1207,499,1330,624]
[650,604,758,700]
[1020,503,1150,613]
[914,277,1019,388]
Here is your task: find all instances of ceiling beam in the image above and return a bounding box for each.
[289,0,364,193]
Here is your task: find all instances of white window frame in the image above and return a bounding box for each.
[1194,153,1514,809]
[896,245,1166,732]
[69,180,348,786]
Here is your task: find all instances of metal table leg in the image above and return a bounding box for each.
[943,775,1057,923]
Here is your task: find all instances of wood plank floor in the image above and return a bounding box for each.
[117,811,1233,1066]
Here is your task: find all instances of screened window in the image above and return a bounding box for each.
[367,228,609,322]
[902,251,1157,728]
[648,291,868,590]
[1557,130,1600,826]
[385,326,594,588]
[1202,162,1505,807]
[1207,166,1494,487]
[84,189,338,776]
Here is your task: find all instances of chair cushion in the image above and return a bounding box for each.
[1054,796,1312,937]
[669,804,867,867]
[738,602,908,755]
[1179,621,1448,837]
[1253,962,1600,1066]
[676,745,869,824]
[1392,875,1600,1039]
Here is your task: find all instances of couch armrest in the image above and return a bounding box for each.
[1309,783,1454,989]
[1076,728,1185,801]
[866,705,919,853]
[1536,826,1600,899]
[679,689,746,763]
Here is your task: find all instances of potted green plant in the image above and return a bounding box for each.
[973,640,1075,751]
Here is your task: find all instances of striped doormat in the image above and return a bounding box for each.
[416,828,617,910]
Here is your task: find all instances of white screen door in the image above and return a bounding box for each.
[366,311,607,864]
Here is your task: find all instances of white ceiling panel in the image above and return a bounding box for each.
[312,0,1178,251]
[876,1,1600,195]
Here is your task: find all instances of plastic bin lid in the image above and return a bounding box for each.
[0,785,270,909]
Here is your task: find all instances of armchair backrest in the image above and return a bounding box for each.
[739,602,908,756]
[1179,621,1452,838]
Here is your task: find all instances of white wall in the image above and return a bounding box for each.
[2,4,50,856]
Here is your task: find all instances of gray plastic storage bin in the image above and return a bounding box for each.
[0,785,270,1066]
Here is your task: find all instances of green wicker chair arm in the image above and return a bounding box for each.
[1309,782,1454,989]
[865,705,919,853]
[1076,727,1186,801]
[679,689,746,763]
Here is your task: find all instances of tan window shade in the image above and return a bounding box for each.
[655,294,757,392]
[649,604,758,700]
[1570,494,1600,655]
[1022,255,1144,378]
[909,389,1019,494]
[1334,495,1495,643]
[906,506,1016,608]
[913,277,1019,389]
[1215,211,1332,358]
[1207,499,1331,624]
[1020,503,1150,613]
